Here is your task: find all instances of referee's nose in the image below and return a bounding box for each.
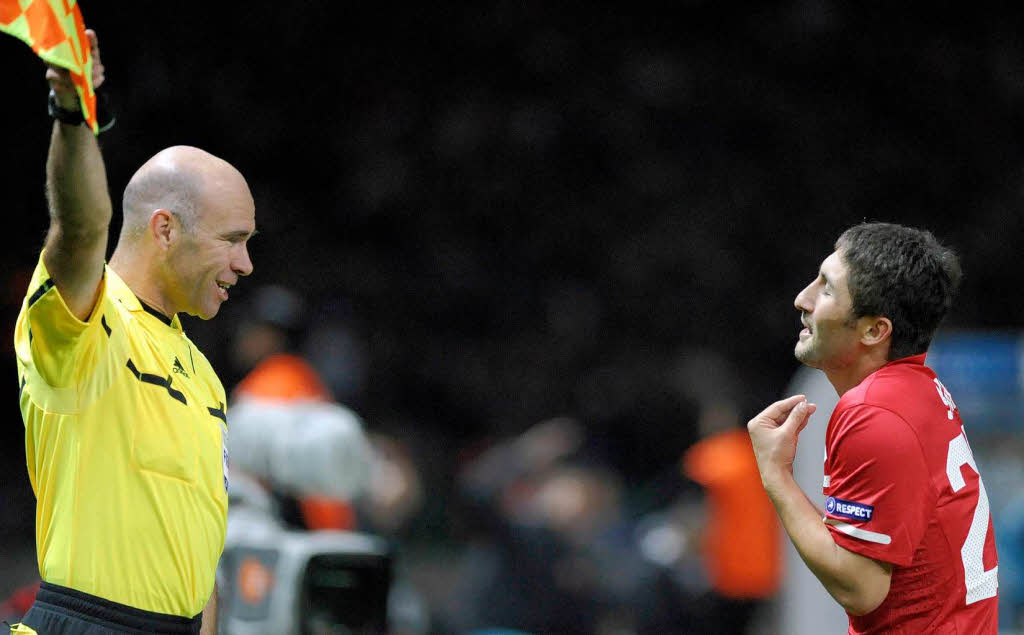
[233,242,254,277]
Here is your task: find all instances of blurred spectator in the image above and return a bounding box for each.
[221,397,396,634]
[227,397,376,507]
[230,284,359,531]
[680,398,782,634]
[235,352,333,402]
[445,416,683,635]
[657,348,783,634]
[225,284,430,634]
[229,284,309,380]
[986,433,1024,632]
[997,494,1024,632]
[0,581,39,627]
[301,314,369,407]
[361,431,426,537]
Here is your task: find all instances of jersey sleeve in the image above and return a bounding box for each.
[18,252,107,389]
[823,403,933,566]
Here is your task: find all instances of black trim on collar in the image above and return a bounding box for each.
[137,298,175,327]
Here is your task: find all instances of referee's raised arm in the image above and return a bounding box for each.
[42,28,111,322]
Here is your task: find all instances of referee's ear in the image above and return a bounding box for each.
[149,208,178,251]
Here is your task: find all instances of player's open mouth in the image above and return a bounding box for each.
[217,282,231,300]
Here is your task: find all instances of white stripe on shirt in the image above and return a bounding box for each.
[823,517,892,545]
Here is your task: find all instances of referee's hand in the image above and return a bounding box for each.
[45,28,104,110]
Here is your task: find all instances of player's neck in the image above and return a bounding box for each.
[824,350,890,396]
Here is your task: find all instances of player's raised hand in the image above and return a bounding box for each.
[747,394,817,481]
[45,28,104,110]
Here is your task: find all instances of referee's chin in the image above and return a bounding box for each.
[189,303,223,321]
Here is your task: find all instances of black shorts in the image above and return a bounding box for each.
[17,582,202,635]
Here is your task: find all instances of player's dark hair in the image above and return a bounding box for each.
[836,222,962,360]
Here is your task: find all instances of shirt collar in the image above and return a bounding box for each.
[885,352,927,367]
[106,265,183,332]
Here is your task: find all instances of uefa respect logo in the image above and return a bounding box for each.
[825,496,874,521]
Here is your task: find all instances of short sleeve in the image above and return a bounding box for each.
[823,404,933,566]
[19,252,107,388]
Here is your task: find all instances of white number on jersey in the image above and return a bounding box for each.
[934,378,957,420]
[945,428,998,605]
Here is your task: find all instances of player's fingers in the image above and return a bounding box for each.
[780,400,816,435]
[755,394,806,425]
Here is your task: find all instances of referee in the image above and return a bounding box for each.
[12,30,255,635]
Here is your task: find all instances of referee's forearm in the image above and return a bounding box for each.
[46,120,113,237]
[42,120,113,319]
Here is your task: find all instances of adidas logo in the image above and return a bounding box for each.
[172,357,190,378]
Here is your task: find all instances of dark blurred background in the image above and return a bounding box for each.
[3,2,1024,632]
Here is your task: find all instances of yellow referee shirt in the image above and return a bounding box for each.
[14,252,229,617]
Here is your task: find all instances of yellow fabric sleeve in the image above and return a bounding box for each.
[22,252,106,389]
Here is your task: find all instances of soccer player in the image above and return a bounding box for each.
[13,30,255,634]
[748,223,998,633]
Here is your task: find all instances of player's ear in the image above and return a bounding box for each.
[861,316,892,348]
[149,209,178,250]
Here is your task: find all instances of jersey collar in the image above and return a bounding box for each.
[106,265,184,332]
[885,352,927,367]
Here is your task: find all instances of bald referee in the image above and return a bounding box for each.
[12,30,254,635]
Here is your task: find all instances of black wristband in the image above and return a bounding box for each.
[47,89,116,133]
[47,90,85,125]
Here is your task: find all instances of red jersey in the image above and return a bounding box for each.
[823,354,998,634]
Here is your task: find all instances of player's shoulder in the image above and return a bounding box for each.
[835,354,947,435]
[829,388,922,459]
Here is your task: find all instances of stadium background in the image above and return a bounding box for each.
[2,2,1023,633]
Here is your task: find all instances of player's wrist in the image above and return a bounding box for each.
[759,463,795,497]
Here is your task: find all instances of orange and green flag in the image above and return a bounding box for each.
[0,0,97,133]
